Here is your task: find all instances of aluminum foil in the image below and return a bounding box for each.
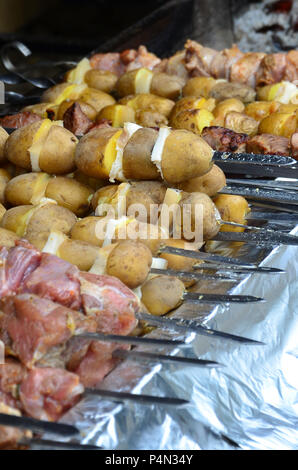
[46,219,298,451]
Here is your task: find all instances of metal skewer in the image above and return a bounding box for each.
[220,185,298,206]
[77,332,186,348]
[137,312,264,345]
[212,230,298,246]
[0,412,79,437]
[84,388,189,406]
[213,151,297,167]
[20,437,101,450]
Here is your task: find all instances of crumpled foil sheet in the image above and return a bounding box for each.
[45,223,298,450]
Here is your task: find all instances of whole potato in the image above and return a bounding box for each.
[75,127,123,179]
[213,194,250,232]
[84,69,118,93]
[70,216,104,247]
[45,176,94,216]
[4,121,78,174]
[0,127,9,163]
[0,226,20,247]
[57,238,102,271]
[116,68,154,97]
[96,104,135,127]
[160,130,213,184]
[24,203,77,250]
[106,240,152,288]
[209,82,256,103]
[4,172,50,206]
[119,93,175,117]
[141,275,185,315]
[170,108,214,134]
[150,73,185,100]
[78,87,116,113]
[122,128,160,180]
[179,192,221,240]
[1,205,34,235]
[258,112,297,138]
[178,164,226,197]
[182,77,217,98]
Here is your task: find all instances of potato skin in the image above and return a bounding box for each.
[4,122,78,174]
[75,127,120,179]
[182,77,216,98]
[70,216,104,247]
[178,164,226,197]
[0,227,20,247]
[119,94,174,117]
[209,82,256,103]
[97,104,135,127]
[24,204,77,250]
[41,83,70,103]
[0,203,5,222]
[84,69,118,93]
[170,108,214,135]
[135,110,168,128]
[161,130,213,184]
[45,177,94,216]
[58,238,101,271]
[150,73,185,100]
[179,192,221,240]
[1,205,34,235]
[4,172,50,206]
[122,128,160,180]
[245,101,280,121]
[126,181,167,218]
[106,240,152,288]
[224,112,259,136]
[0,168,11,204]
[4,121,43,170]
[38,126,78,174]
[213,194,250,232]
[160,238,195,272]
[258,112,297,138]
[212,98,245,126]
[79,87,116,113]
[0,127,9,163]
[141,275,184,315]
[91,184,119,211]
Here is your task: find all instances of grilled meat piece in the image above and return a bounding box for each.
[246,133,290,156]
[284,50,298,82]
[0,111,41,129]
[90,46,160,76]
[0,294,97,367]
[256,53,287,86]
[0,241,41,298]
[184,40,217,77]
[19,367,83,421]
[230,52,266,88]
[202,126,248,152]
[63,102,93,136]
[209,44,244,80]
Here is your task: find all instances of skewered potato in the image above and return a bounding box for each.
[96,104,135,127]
[169,96,216,124]
[141,275,184,316]
[105,240,152,288]
[258,112,297,138]
[0,203,5,221]
[45,177,94,216]
[135,110,168,127]
[84,70,118,93]
[178,164,226,197]
[4,120,78,174]
[209,81,256,103]
[116,68,185,100]
[1,202,77,250]
[118,93,174,117]
[4,172,51,206]
[75,125,213,184]
[178,192,221,241]
[22,103,56,119]
[169,108,214,135]
[182,77,217,98]
[213,194,250,232]
[159,238,196,272]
